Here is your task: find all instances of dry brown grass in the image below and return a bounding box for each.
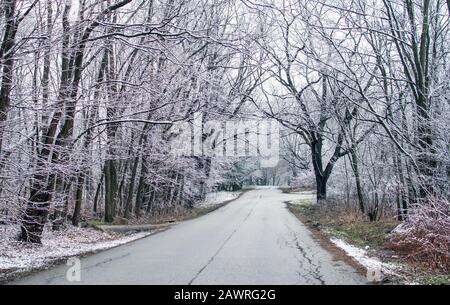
[386,220,450,272]
[383,196,450,273]
[315,204,366,226]
[290,201,399,248]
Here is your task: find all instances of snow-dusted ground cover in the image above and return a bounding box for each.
[199,191,242,207]
[0,224,156,282]
[330,238,402,282]
[286,191,316,204]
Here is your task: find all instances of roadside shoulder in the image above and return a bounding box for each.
[286,201,404,284]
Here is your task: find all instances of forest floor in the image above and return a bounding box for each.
[0,190,243,284]
[287,198,450,285]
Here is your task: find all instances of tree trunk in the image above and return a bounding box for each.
[315,174,328,204]
[349,149,365,214]
[393,153,409,219]
[124,156,139,219]
[104,159,118,223]
[311,139,328,204]
[93,172,104,214]
[52,179,71,231]
[40,0,52,128]
[72,174,84,226]
[0,0,18,152]
[20,191,50,243]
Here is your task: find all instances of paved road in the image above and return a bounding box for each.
[12,189,367,285]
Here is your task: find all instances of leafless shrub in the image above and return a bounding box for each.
[386,196,450,271]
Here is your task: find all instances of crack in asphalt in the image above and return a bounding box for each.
[188,204,256,285]
[44,252,131,284]
[293,238,325,285]
[81,253,131,271]
[284,222,326,285]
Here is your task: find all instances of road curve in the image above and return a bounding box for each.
[12,188,367,285]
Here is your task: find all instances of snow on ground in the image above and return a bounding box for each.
[286,191,316,203]
[199,191,242,207]
[0,224,156,282]
[330,237,401,281]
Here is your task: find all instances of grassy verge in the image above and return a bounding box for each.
[288,201,397,248]
[287,199,449,285]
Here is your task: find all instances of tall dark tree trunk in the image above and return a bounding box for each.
[311,138,345,205]
[72,174,84,226]
[124,156,139,219]
[20,176,53,243]
[315,174,328,204]
[93,172,104,214]
[393,153,409,219]
[134,171,145,217]
[349,149,365,214]
[52,179,71,231]
[104,159,118,223]
[311,138,329,204]
[0,0,18,153]
[40,0,52,128]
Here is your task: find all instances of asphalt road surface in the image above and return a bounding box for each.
[12,188,367,285]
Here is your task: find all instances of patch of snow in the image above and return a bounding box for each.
[288,191,316,204]
[0,224,156,281]
[199,191,241,207]
[330,237,401,282]
[391,223,409,235]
